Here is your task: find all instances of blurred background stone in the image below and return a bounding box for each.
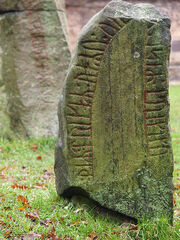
[0,0,70,137]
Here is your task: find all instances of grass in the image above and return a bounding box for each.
[0,85,180,240]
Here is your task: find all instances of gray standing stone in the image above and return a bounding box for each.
[0,0,70,137]
[55,0,173,220]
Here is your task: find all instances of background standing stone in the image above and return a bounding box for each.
[55,0,174,220]
[0,0,70,137]
[0,45,12,138]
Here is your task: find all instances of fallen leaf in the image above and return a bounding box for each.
[21,233,43,239]
[173,199,176,207]
[17,195,30,208]
[25,210,39,221]
[3,206,11,210]
[7,214,12,219]
[32,145,38,151]
[0,221,6,226]
[17,195,28,204]
[113,230,121,236]
[0,167,6,172]
[40,218,52,227]
[12,183,30,190]
[18,207,26,212]
[47,226,62,240]
[3,230,11,236]
[73,222,79,227]
[88,231,98,240]
[64,237,73,240]
[36,155,42,160]
[130,225,138,231]
[34,183,47,190]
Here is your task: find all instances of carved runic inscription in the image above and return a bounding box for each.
[144,24,170,158]
[66,17,130,179]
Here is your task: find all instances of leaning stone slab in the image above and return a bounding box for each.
[0,0,70,137]
[55,0,173,220]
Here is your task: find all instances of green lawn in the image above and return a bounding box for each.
[0,86,180,240]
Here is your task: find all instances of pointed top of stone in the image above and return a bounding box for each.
[104,0,169,22]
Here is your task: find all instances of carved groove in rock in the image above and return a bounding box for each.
[66,18,130,180]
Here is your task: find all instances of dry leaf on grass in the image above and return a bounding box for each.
[11,183,30,190]
[6,214,12,220]
[25,210,40,221]
[36,155,42,160]
[3,230,11,236]
[0,167,6,172]
[18,207,26,212]
[3,206,11,210]
[88,231,98,240]
[17,195,28,204]
[40,218,52,227]
[32,145,38,151]
[175,185,180,190]
[47,226,62,240]
[34,183,47,190]
[173,199,177,207]
[17,195,30,208]
[21,233,43,239]
[130,225,138,231]
[0,221,6,227]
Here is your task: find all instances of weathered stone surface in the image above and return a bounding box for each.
[0,45,12,137]
[0,0,70,137]
[55,0,173,220]
[0,0,63,11]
